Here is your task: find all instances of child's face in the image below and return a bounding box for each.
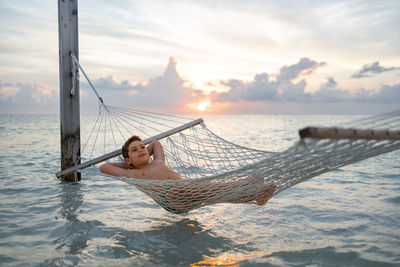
[125,140,149,167]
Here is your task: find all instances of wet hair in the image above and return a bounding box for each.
[121,135,142,159]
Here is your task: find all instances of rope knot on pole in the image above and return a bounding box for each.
[70,52,79,96]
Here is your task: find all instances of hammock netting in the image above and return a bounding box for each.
[67,56,400,214]
[76,104,400,213]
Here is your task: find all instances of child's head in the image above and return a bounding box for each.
[122,135,142,159]
[121,135,150,168]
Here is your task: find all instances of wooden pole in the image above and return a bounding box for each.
[299,126,400,140]
[58,0,80,181]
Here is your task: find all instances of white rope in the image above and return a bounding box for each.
[70,55,79,96]
[70,52,105,107]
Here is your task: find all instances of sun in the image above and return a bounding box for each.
[196,100,210,112]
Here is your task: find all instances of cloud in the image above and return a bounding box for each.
[277,58,326,82]
[92,76,140,91]
[212,58,325,102]
[1,57,206,114]
[85,57,205,110]
[0,80,18,98]
[212,58,400,105]
[373,83,400,102]
[0,80,58,113]
[352,83,400,103]
[215,73,278,102]
[351,61,399,78]
[311,77,351,102]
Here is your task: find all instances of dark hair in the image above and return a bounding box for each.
[121,135,142,159]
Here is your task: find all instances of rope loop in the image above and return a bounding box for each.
[70,52,105,106]
[70,52,79,96]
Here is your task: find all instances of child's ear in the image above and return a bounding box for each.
[124,158,131,165]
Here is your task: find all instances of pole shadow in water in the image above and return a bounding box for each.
[59,182,83,221]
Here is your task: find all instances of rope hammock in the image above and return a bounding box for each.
[56,54,400,214]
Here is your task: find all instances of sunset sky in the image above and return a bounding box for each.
[0,0,399,114]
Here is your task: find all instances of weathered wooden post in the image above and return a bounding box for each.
[58,0,80,181]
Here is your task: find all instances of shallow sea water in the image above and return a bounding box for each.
[0,114,399,266]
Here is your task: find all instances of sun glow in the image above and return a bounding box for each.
[196,100,211,112]
[186,100,235,114]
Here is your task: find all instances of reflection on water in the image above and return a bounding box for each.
[54,183,251,266]
[116,218,244,266]
[190,251,264,267]
[49,215,252,266]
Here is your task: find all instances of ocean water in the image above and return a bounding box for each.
[0,114,399,266]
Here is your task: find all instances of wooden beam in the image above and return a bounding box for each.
[299,127,400,140]
[58,0,80,181]
[56,118,204,178]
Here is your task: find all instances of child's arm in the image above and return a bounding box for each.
[146,140,165,163]
[100,162,131,177]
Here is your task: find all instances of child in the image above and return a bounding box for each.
[100,135,275,211]
[100,135,182,180]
